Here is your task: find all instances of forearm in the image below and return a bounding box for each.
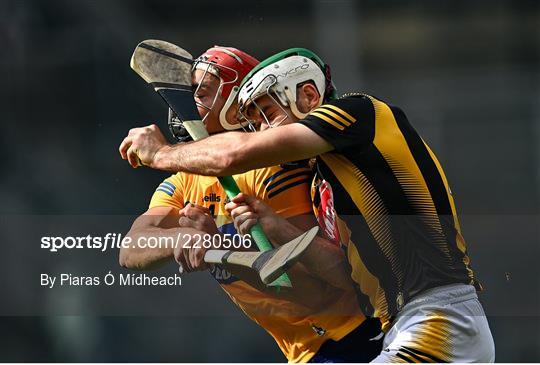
[154,133,250,176]
[119,226,172,270]
[269,220,354,291]
[152,124,332,176]
[119,226,199,271]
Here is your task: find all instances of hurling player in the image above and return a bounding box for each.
[119,46,381,362]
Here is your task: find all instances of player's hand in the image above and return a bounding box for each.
[173,232,209,273]
[178,204,220,236]
[225,193,285,236]
[119,124,171,169]
[174,204,220,272]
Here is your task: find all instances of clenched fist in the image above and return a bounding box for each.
[178,204,220,236]
[225,193,285,237]
[119,124,171,169]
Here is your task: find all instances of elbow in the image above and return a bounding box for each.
[119,247,133,269]
[118,231,138,269]
[119,247,146,270]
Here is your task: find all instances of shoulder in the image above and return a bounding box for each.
[303,93,376,129]
[320,93,376,116]
[149,173,186,209]
[166,172,184,186]
[154,171,203,197]
[155,174,180,197]
[169,171,207,187]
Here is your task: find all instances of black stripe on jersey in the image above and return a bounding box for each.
[316,159,397,315]
[399,347,428,362]
[390,106,451,217]
[390,106,467,275]
[401,346,445,363]
[348,145,414,215]
[263,166,310,185]
[396,352,417,363]
[268,178,311,198]
[266,170,312,193]
[263,168,286,185]
[343,147,419,314]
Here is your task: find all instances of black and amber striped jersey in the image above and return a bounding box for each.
[299,93,480,331]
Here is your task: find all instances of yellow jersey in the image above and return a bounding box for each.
[149,163,364,362]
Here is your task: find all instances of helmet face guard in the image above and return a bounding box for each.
[167,108,192,142]
[238,74,292,130]
[165,46,259,142]
[191,59,238,122]
[238,49,335,130]
[192,60,257,132]
[167,59,238,142]
[192,46,259,131]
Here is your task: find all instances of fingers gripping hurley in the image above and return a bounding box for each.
[130,39,291,287]
[204,226,319,287]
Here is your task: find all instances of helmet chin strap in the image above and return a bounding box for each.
[219,86,244,130]
[283,87,323,120]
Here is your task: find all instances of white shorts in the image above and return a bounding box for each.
[372,284,495,363]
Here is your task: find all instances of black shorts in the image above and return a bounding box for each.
[309,317,384,363]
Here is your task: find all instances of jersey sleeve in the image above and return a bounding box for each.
[148,174,185,210]
[298,94,376,153]
[242,163,313,219]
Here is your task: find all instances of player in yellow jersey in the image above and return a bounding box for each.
[119,48,495,362]
[119,46,382,362]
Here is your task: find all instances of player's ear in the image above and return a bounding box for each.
[226,102,245,128]
[296,83,321,113]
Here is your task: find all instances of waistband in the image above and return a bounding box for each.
[403,283,478,312]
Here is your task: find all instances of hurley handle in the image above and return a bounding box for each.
[218,175,291,287]
[160,121,290,286]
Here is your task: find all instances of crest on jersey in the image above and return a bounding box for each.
[315,180,341,246]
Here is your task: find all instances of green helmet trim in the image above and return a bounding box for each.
[240,48,327,90]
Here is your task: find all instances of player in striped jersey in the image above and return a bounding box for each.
[121,48,495,362]
[119,46,382,362]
